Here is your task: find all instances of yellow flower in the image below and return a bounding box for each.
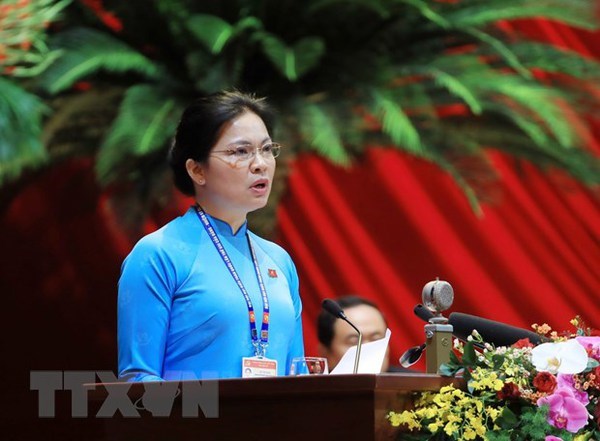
[427,420,443,432]
[444,421,459,436]
[471,369,503,391]
[439,385,456,394]
[473,419,487,436]
[447,413,461,424]
[486,406,500,421]
[475,399,484,413]
[433,394,451,409]
[463,427,477,440]
[422,407,437,419]
[388,411,420,430]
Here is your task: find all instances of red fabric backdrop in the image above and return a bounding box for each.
[0,19,599,422]
[278,19,600,365]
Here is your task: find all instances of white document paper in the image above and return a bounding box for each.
[330,328,391,374]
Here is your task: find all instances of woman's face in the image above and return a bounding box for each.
[192,111,276,220]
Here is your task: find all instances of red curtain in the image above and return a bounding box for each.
[278,149,600,366]
[277,19,600,365]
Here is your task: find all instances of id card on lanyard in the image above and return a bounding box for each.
[195,206,278,377]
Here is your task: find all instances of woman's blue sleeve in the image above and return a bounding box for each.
[285,259,305,374]
[117,238,174,382]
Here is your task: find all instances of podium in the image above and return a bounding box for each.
[86,373,455,441]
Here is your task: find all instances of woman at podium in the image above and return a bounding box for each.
[117,91,304,381]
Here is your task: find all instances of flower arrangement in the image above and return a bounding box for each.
[388,317,600,440]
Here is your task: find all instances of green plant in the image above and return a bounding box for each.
[2,0,600,234]
[388,319,600,440]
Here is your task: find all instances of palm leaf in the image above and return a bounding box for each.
[258,33,326,82]
[443,0,598,31]
[392,0,451,29]
[308,0,392,19]
[370,90,423,155]
[96,84,180,184]
[296,100,350,165]
[464,27,531,79]
[412,64,484,116]
[508,42,600,80]
[3,0,600,228]
[0,78,48,184]
[186,14,263,55]
[186,14,235,55]
[38,27,163,94]
[486,79,575,149]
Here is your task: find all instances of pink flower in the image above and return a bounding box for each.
[576,336,600,360]
[557,373,589,405]
[537,387,590,433]
[545,436,562,441]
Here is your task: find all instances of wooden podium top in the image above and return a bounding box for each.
[86,373,455,441]
[88,371,449,398]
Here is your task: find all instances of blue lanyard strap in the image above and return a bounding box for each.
[194,206,270,357]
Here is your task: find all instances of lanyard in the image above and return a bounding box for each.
[194,206,270,357]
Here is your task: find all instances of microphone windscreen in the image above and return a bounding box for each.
[448,312,545,346]
[414,304,434,323]
[322,299,345,319]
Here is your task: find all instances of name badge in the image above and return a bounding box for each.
[242,356,278,378]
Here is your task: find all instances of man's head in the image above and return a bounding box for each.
[317,295,389,372]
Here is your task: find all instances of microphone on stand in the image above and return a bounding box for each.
[420,279,454,373]
[322,298,363,374]
[448,312,547,346]
[413,303,547,347]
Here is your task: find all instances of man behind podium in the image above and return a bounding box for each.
[317,295,394,372]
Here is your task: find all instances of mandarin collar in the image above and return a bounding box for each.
[190,206,248,237]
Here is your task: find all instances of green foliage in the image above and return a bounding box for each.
[510,42,600,80]
[1,0,600,225]
[258,34,326,82]
[371,90,423,155]
[0,78,48,184]
[38,27,162,94]
[440,0,597,30]
[96,84,181,183]
[0,0,72,77]
[187,14,237,55]
[297,101,350,165]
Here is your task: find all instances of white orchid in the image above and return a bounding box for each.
[531,339,589,374]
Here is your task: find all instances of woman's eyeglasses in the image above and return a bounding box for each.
[210,143,282,165]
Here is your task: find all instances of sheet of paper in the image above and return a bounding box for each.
[330,328,391,374]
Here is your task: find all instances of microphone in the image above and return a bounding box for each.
[322,298,347,320]
[322,299,363,374]
[413,304,545,346]
[413,303,435,323]
[448,312,546,346]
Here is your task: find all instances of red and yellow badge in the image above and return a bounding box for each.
[268,269,278,278]
[249,311,256,322]
[263,312,270,323]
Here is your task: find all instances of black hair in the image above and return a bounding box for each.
[317,295,385,348]
[168,90,275,196]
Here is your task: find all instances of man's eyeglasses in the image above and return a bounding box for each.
[210,143,282,165]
